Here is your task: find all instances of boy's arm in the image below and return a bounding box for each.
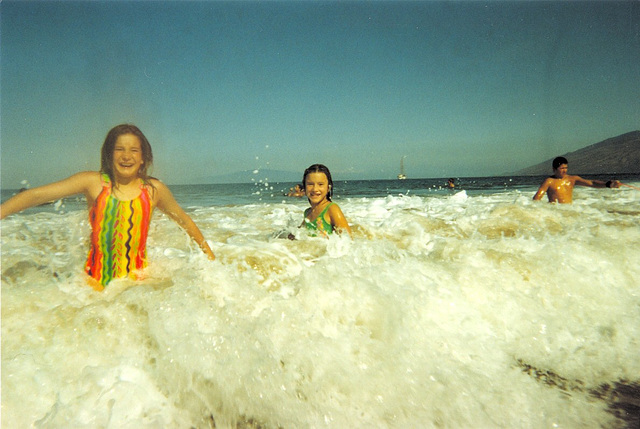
[574,176,600,188]
[532,179,550,200]
[574,176,621,189]
[153,180,215,260]
[1,172,99,219]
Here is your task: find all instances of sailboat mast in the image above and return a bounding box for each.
[398,156,407,180]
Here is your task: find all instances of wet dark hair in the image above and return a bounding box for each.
[552,156,568,170]
[100,124,154,186]
[302,164,333,201]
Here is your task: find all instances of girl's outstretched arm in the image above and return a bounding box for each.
[153,180,216,260]
[328,203,352,237]
[1,172,101,219]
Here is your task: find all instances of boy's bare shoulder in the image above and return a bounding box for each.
[538,176,557,188]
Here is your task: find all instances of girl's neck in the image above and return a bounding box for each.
[113,173,141,187]
[111,175,142,200]
[309,198,330,211]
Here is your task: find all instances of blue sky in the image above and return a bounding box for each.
[1,1,639,187]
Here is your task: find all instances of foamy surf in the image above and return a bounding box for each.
[2,184,639,428]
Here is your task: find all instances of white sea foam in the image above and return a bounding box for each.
[2,185,639,428]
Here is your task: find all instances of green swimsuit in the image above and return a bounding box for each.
[304,203,333,235]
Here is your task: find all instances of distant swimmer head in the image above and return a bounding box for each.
[303,164,333,202]
[552,156,568,170]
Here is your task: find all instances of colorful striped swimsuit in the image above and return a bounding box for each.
[85,175,153,286]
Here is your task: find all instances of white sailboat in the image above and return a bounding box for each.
[397,156,407,180]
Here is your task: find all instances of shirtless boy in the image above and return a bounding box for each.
[533,156,621,203]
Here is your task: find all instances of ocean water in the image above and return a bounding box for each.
[2,175,639,428]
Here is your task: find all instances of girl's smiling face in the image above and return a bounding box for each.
[305,172,330,205]
[112,134,144,180]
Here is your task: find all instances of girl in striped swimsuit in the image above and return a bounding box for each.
[1,124,215,289]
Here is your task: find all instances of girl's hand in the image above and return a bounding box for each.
[153,179,216,260]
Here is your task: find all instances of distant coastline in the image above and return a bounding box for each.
[182,131,640,185]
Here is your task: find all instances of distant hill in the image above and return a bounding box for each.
[514,131,640,176]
